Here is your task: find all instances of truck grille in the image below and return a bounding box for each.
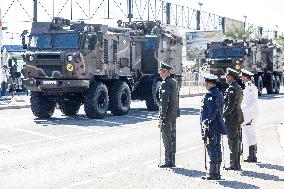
[37,65,63,78]
[37,54,61,60]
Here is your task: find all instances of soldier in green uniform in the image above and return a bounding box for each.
[158,63,179,168]
[223,68,244,170]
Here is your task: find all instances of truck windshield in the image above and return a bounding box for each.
[226,47,244,57]
[54,33,80,48]
[210,48,226,58]
[29,34,52,49]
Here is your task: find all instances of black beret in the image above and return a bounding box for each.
[160,62,173,70]
[226,68,240,78]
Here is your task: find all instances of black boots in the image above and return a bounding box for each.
[158,163,174,168]
[226,153,241,170]
[225,163,241,170]
[244,145,257,162]
[159,152,175,168]
[202,163,221,180]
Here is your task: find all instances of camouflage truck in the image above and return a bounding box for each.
[205,39,283,95]
[22,18,182,119]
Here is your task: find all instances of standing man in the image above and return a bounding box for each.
[200,74,227,180]
[1,65,9,96]
[117,19,122,27]
[158,62,179,168]
[223,68,244,170]
[241,69,258,162]
[151,20,163,34]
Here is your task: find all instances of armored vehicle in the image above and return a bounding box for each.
[22,18,182,119]
[205,39,283,95]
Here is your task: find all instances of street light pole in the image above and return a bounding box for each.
[197,2,203,93]
[0,8,2,67]
[198,2,203,12]
[243,15,247,29]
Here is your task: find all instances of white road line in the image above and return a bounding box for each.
[141,159,157,165]
[120,166,135,171]
[55,125,105,134]
[125,115,149,120]
[8,127,65,141]
[96,120,123,124]
[176,146,200,155]
[13,139,46,146]
[0,144,15,151]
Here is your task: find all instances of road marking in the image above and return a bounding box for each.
[141,159,157,165]
[55,125,105,134]
[8,127,65,141]
[120,166,135,171]
[13,139,46,146]
[176,146,200,155]
[125,115,150,120]
[96,120,123,125]
[0,144,15,151]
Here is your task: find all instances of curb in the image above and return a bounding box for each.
[180,93,205,98]
[0,104,31,110]
[0,94,204,110]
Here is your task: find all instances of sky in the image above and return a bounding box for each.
[0,0,283,44]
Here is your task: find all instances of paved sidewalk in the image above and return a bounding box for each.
[0,94,30,110]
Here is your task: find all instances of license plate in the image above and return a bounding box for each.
[42,80,57,85]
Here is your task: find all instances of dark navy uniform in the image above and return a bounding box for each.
[160,75,179,167]
[224,79,244,170]
[201,80,226,180]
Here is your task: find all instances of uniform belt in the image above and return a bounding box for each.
[246,119,253,126]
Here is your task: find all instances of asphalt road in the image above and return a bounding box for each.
[0,92,284,189]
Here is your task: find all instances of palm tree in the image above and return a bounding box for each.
[225,25,255,42]
[274,36,284,49]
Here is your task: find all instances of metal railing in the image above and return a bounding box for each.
[180,71,206,96]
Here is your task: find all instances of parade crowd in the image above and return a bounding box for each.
[158,63,258,181]
[0,58,26,98]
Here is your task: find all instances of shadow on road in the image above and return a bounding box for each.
[170,167,205,178]
[256,162,284,172]
[33,107,200,128]
[171,167,262,189]
[258,93,284,100]
[217,180,260,189]
[240,170,284,181]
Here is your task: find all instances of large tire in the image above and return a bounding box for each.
[109,81,131,116]
[30,92,56,118]
[145,80,161,111]
[266,74,276,94]
[255,75,263,96]
[58,99,81,116]
[84,82,109,119]
[275,75,281,94]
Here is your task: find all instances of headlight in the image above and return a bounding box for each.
[235,64,241,70]
[29,55,34,61]
[67,55,73,62]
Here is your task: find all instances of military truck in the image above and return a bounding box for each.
[205,39,283,95]
[22,17,182,119]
